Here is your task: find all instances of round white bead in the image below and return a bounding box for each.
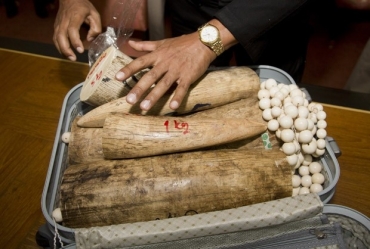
[302,139,317,154]
[281,129,295,143]
[267,119,279,131]
[282,142,296,155]
[277,83,285,89]
[277,112,286,121]
[307,119,315,131]
[265,78,277,90]
[258,89,270,100]
[310,183,323,193]
[260,81,266,89]
[312,103,323,113]
[309,162,322,174]
[317,138,326,149]
[290,88,302,97]
[274,91,285,101]
[316,110,327,120]
[301,175,312,187]
[294,118,308,131]
[316,128,327,139]
[312,152,320,158]
[317,120,327,129]
[280,88,290,98]
[298,106,309,119]
[311,125,317,136]
[289,84,298,91]
[259,98,271,110]
[287,154,299,166]
[61,132,71,143]
[298,152,305,164]
[284,105,298,119]
[308,102,316,111]
[283,95,292,104]
[299,165,310,176]
[292,95,304,106]
[292,187,300,196]
[309,113,318,124]
[298,130,313,144]
[52,208,63,222]
[275,128,282,139]
[315,148,326,156]
[302,154,313,166]
[269,86,280,98]
[271,97,282,107]
[262,108,273,121]
[279,115,293,129]
[312,172,325,184]
[292,175,301,188]
[271,106,282,118]
[283,103,293,110]
[299,187,310,195]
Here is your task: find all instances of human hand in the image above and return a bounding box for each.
[115,33,217,111]
[53,0,102,61]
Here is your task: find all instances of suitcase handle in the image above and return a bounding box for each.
[326,136,341,158]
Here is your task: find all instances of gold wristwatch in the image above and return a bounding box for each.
[198,23,224,56]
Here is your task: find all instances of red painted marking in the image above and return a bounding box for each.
[174,120,189,134]
[164,120,189,134]
[87,51,108,78]
[164,120,169,133]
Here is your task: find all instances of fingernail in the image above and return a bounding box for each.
[116,71,125,80]
[76,47,84,53]
[170,100,179,110]
[141,100,151,110]
[126,93,137,103]
[68,56,76,61]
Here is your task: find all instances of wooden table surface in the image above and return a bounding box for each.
[0,48,369,248]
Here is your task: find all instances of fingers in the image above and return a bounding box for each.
[115,34,214,111]
[116,55,152,83]
[128,40,160,52]
[85,13,102,42]
[169,80,191,110]
[53,24,78,61]
[53,1,101,61]
[139,71,180,111]
[124,65,167,107]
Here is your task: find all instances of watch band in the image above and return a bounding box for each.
[211,40,224,56]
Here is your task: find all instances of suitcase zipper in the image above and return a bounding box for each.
[228,223,346,249]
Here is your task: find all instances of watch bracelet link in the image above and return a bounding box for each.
[211,40,224,56]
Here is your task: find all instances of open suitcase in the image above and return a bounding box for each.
[36,66,370,248]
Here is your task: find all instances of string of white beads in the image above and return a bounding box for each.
[259,79,327,196]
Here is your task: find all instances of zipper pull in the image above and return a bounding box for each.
[310,229,327,239]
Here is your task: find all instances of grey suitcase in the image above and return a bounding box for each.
[37,66,368,248]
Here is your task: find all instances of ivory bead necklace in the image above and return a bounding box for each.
[259,78,328,196]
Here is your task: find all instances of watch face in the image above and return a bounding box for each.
[200,26,218,43]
